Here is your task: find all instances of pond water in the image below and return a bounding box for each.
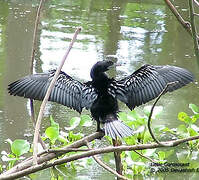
[0,0,199,179]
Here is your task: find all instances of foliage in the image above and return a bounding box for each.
[1,104,199,178]
[1,139,30,169]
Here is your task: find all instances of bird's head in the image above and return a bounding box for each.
[90,60,114,79]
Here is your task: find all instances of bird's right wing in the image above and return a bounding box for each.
[110,64,194,110]
[8,70,98,113]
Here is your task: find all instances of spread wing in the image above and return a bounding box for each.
[110,64,194,110]
[8,70,98,113]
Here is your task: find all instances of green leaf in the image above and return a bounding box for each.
[189,104,199,114]
[11,139,30,157]
[191,114,199,123]
[128,151,140,161]
[164,150,174,158]
[143,131,152,143]
[57,135,68,144]
[176,150,189,162]
[45,126,59,144]
[45,116,60,144]
[50,116,59,129]
[187,127,198,136]
[80,115,93,127]
[125,135,136,145]
[65,117,81,130]
[177,124,187,134]
[143,149,156,157]
[158,151,165,161]
[129,110,141,120]
[178,112,191,124]
[68,131,83,142]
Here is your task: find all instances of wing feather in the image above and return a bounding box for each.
[8,70,98,113]
[110,64,194,109]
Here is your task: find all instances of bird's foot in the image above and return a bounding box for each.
[96,128,105,140]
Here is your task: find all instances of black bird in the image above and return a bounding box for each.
[8,61,194,139]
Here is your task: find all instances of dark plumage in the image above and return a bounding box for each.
[8,61,194,139]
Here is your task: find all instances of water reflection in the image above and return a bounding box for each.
[0,0,199,179]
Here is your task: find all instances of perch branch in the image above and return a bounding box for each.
[2,134,199,180]
[2,131,104,177]
[33,27,81,165]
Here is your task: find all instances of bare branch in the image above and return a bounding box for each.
[148,81,179,146]
[32,27,81,165]
[30,0,45,73]
[29,0,47,150]
[164,0,191,34]
[133,150,156,163]
[2,132,104,176]
[194,13,199,17]
[189,0,199,61]
[1,134,199,179]
[112,139,123,179]
[193,0,199,7]
[46,148,92,153]
[86,142,129,180]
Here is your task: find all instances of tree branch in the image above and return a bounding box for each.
[29,0,47,150]
[193,0,199,7]
[30,0,45,73]
[1,134,199,179]
[86,142,129,180]
[133,150,156,163]
[1,131,104,177]
[189,0,199,61]
[112,139,123,180]
[164,0,192,35]
[147,81,179,146]
[32,27,81,165]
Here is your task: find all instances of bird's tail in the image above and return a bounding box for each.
[103,114,133,140]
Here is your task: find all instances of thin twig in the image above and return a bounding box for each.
[189,0,199,62]
[147,81,179,146]
[86,142,129,180]
[54,166,67,177]
[30,0,45,73]
[194,13,199,17]
[133,150,156,163]
[164,0,192,35]
[29,0,46,150]
[33,27,81,165]
[193,0,199,7]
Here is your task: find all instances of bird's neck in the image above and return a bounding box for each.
[91,72,110,94]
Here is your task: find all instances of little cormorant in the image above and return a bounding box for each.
[8,61,194,139]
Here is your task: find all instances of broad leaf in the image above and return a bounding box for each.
[189,104,199,114]
[11,139,30,157]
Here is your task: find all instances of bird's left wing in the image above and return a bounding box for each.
[8,70,98,113]
[109,64,194,110]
